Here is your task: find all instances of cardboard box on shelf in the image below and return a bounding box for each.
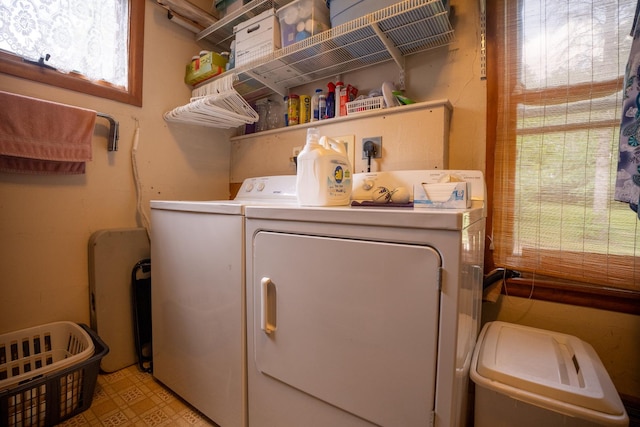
[184,51,228,86]
[234,9,281,67]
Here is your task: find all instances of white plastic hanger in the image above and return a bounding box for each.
[164,73,258,128]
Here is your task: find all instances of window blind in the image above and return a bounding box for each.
[492,0,640,289]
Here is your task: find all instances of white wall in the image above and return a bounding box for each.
[0,2,232,333]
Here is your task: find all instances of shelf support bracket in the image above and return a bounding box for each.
[243,69,288,98]
[371,22,405,74]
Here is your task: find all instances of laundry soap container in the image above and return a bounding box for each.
[471,321,628,427]
[296,127,352,206]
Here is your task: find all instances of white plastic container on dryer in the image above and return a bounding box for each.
[296,127,353,206]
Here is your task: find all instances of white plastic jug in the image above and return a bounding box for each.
[296,128,352,206]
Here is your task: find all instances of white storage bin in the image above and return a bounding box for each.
[329,0,450,27]
[329,0,398,27]
[234,9,281,67]
[471,321,628,427]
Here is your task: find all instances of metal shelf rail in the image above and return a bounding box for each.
[197,0,293,49]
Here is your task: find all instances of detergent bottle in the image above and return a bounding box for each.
[296,128,353,206]
[311,89,322,121]
[325,81,336,119]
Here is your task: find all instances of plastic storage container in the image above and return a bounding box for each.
[277,0,330,48]
[0,323,109,426]
[329,0,450,27]
[328,0,398,27]
[346,96,385,115]
[296,128,352,206]
[471,321,629,427]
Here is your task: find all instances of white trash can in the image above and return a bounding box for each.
[471,321,629,427]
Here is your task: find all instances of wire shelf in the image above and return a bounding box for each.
[231,0,452,100]
[171,0,454,127]
[197,0,293,49]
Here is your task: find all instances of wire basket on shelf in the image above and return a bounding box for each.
[346,96,385,115]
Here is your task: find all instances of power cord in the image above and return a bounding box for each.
[363,140,376,172]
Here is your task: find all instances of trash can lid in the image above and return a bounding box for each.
[471,321,627,419]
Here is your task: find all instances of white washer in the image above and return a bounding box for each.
[244,170,486,427]
[150,176,296,427]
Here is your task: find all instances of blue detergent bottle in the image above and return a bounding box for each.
[325,82,336,119]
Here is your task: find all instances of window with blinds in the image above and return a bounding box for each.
[491,0,639,290]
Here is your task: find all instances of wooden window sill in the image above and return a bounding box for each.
[501,277,640,315]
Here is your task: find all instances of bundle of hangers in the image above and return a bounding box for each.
[164,73,259,128]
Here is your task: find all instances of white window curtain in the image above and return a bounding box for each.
[0,0,130,88]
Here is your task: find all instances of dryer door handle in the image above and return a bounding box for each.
[261,277,277,335]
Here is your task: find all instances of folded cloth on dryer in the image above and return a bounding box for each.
[0,91,95,174]
[351,201,414,208]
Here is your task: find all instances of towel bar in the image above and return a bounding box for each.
[97,112,119,151]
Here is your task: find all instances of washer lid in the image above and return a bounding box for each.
[150,200,246,214]
[472,321,626,417]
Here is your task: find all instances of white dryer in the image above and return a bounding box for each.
[150,176,296,427]
[244,170,486,427]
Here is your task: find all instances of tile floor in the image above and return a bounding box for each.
[58,364,216,427]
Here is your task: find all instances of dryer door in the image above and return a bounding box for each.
[252,231,442,427]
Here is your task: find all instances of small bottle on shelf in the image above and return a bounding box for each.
[325,82,335,119]
[318,94,327,120]
[311,89,323,122]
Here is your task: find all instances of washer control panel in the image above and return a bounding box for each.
[235,176,297,201]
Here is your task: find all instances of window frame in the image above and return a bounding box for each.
[0,0,145,107]
[485,0,640,314]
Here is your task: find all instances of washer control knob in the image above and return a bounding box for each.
[245,183,254,192]
[257,182,266,191]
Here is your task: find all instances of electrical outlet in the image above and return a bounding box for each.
[362,136,382,159]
